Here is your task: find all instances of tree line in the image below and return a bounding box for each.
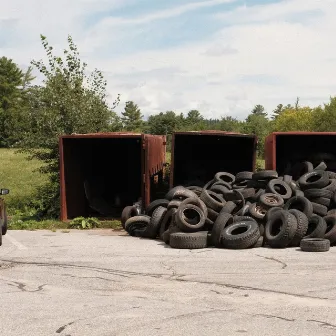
[1,34,336,218]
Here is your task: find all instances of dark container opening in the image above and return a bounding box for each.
[171,132,256,187]
[61,137,142,220]
[268,133,336,175]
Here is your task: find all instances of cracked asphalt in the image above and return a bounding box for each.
[1,230,336,336]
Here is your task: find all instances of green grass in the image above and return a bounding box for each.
[0,148,47,214]
[166,152,171,164]
[9,217,122,231]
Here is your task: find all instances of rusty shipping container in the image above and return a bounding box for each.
[265,132,336,174]
[170,131,257,188]
[59,133,166,221]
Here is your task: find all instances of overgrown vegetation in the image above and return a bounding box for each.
[1,34,336,228]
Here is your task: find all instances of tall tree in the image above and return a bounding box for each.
[186,110,203,124]
[244,113,270,158]
[251,104,267,117]
[0,57,25,146]
[272,104,284,120]
[21,66,36,90]
[20,34,120,218]
[121,101,143,131]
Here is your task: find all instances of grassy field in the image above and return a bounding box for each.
[0,148,47,214]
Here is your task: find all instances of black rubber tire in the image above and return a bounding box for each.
[310,197,330,207]
[211,212,233,247]
[125,215,150,232]
[294,190,304,197]
[252,170,278,181]
[252,236,264,248]
[265,210,298,248]
[266,179,292,200]
[163,225,181,244]
[322,179,336,192]
[236,171,253,182]
[159,208,177,240]
[223,189,244,201]
[233,215,256,223]
[185,186,203,196]
[236,203,250,216]
[143,206,167,239]
[327,209,336,217]
[211,181,232,190]
[200,190,226,212]
[207,208,219,221]
[252,189,266,202]
[172,188,198,201]
[121,206,138,229]
[165,186,198,201]
[232,181,248,189]
[170,231,208,249]
[222,221,260,249]
[214,172,235,184]
[175,204,205,232]
[298,171,329,190]
[300,238,330,252]
[264,207,282,223]
[284,196,313,218]
[231,191,246,216]
[259,224,265,236]
[304,215,327,239]
[146,199,169,216]
[165,186,185,200]
[304,189,333,199]
[327,171,336,179]
[314,161,327,171]
[288,209,309,246]
[249,203,267,220]
[241,188,256,199]
[221,201,237,214]
[291,161,314,180]
[167,200,182,210]
[312,202,328,217]
[283,175,293,183]
[247,180,268,189]
[210,184,230,196]
[259,193,284,209]
[288,180,300,192]
[205,217,214,228]
[324,215,336,244]
[180,197,208,218]
[1,208,7,236]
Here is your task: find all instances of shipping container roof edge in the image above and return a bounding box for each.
[60,132,142,139]
[173,130,255,138]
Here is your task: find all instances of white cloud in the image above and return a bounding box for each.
[96,0,237,26]
[1,0,336,119]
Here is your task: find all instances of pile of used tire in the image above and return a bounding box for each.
[122,163,336,252]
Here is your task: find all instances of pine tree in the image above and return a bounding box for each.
[251,104,268,117]
[121,101,143,131]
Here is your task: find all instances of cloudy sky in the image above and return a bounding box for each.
[1,0,335,119]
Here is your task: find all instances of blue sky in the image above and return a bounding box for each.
[0,0,335,119]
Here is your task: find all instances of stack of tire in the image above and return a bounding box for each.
[122,162,336,252]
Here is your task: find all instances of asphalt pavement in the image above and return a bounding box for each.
[1,229,336,336]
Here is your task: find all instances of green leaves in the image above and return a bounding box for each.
[69,217,101,230]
